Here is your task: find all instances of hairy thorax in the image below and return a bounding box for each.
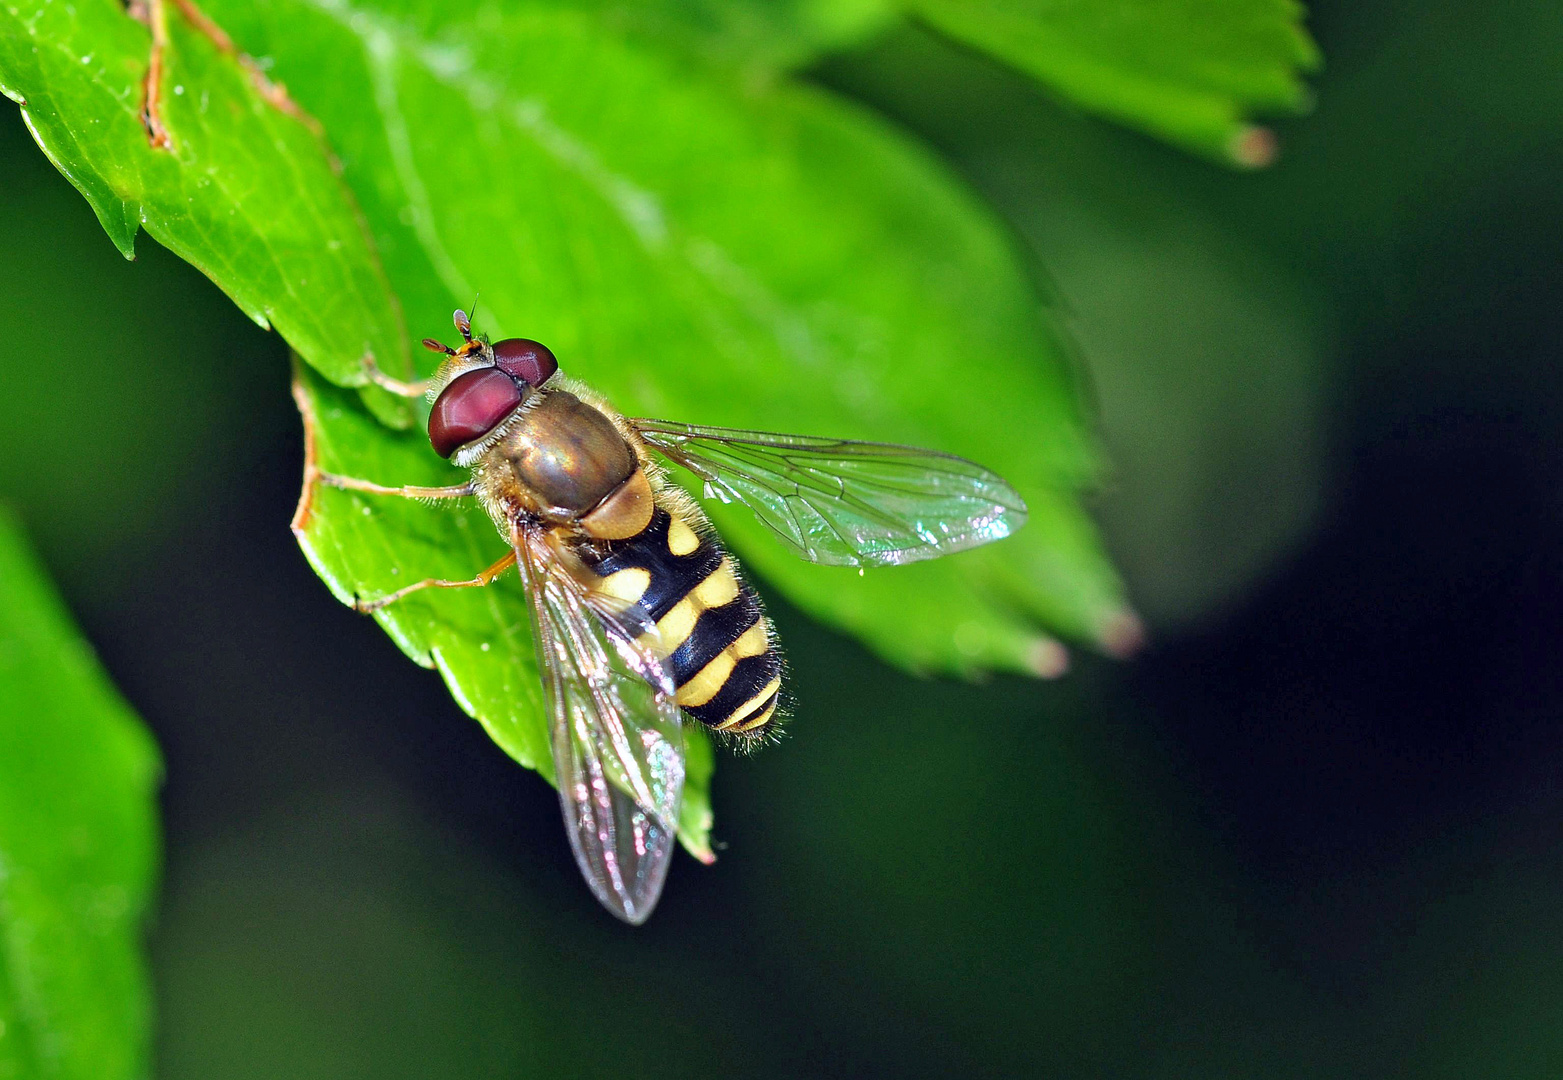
[479,389,641,526]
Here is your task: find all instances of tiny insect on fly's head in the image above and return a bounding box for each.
[421,309,562,461]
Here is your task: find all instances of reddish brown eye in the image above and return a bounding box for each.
[491,338,558,387]
[428,368,523,458]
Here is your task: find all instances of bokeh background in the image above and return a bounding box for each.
[4,0,1563,1074]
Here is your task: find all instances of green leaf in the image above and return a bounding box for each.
[907,0,1321,165]
[0,0,414,423]
[0,507,161,1080]
[215,0,1127,662]
[1,0,1132,855]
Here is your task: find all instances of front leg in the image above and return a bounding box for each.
[362,353,436,399]
[353,550,518,613]
[290,369,462,535]
[304,468,499,611]
[307,468,498,612]
[317,473,475,500]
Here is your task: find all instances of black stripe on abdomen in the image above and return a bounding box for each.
[667,590,761,685]
[682,653,782,730]
[583,508,723,620]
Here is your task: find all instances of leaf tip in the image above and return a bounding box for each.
[1025,637,1070,679]
[1096,607,1147,660]
[685,836,716,865]
[1229,125,1279,169]
[678,799,716,864]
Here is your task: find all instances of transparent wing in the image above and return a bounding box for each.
[633,420,1029,566]
[515,528,685,925]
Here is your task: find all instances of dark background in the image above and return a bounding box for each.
[4,0,1563,1074]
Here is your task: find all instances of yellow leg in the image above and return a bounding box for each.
[318,474,474,499]
[363,355,435,398]
[355,551,517,613]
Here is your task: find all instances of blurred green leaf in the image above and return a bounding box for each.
[825,22,1332,629]
[0,508,161,1080]
[1032,211,1326,629]
[2,0,1131,853]
[908,0,1320,165]
[550,0,896,74]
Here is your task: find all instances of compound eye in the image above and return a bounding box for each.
[491,338,559,388]
[428,368,523,458]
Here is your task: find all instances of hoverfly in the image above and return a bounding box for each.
[318,310,1027,923]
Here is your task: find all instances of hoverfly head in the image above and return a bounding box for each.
[422,308,496,387]
[427,365,524,460]
[422,312,559,460]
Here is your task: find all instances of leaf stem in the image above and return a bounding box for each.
[127,0,171,149]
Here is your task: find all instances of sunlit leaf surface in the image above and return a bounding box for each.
[0,509,161,1080]
[0,0,413,422]
[553,0,896,73]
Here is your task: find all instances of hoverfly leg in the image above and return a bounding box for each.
[316,474,476,500]
[354,550,518,613]
[361,354,436,398]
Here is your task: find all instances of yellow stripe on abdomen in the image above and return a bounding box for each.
[674,618,766,707]
[597,566,650,603]
[643,558,742,658]
[733,697,780,733]
[692,558,740,608]
[713,676,783,732]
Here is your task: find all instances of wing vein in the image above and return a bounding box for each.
[634,420,1028,567]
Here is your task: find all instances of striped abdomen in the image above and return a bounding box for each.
[580,506,781,736]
